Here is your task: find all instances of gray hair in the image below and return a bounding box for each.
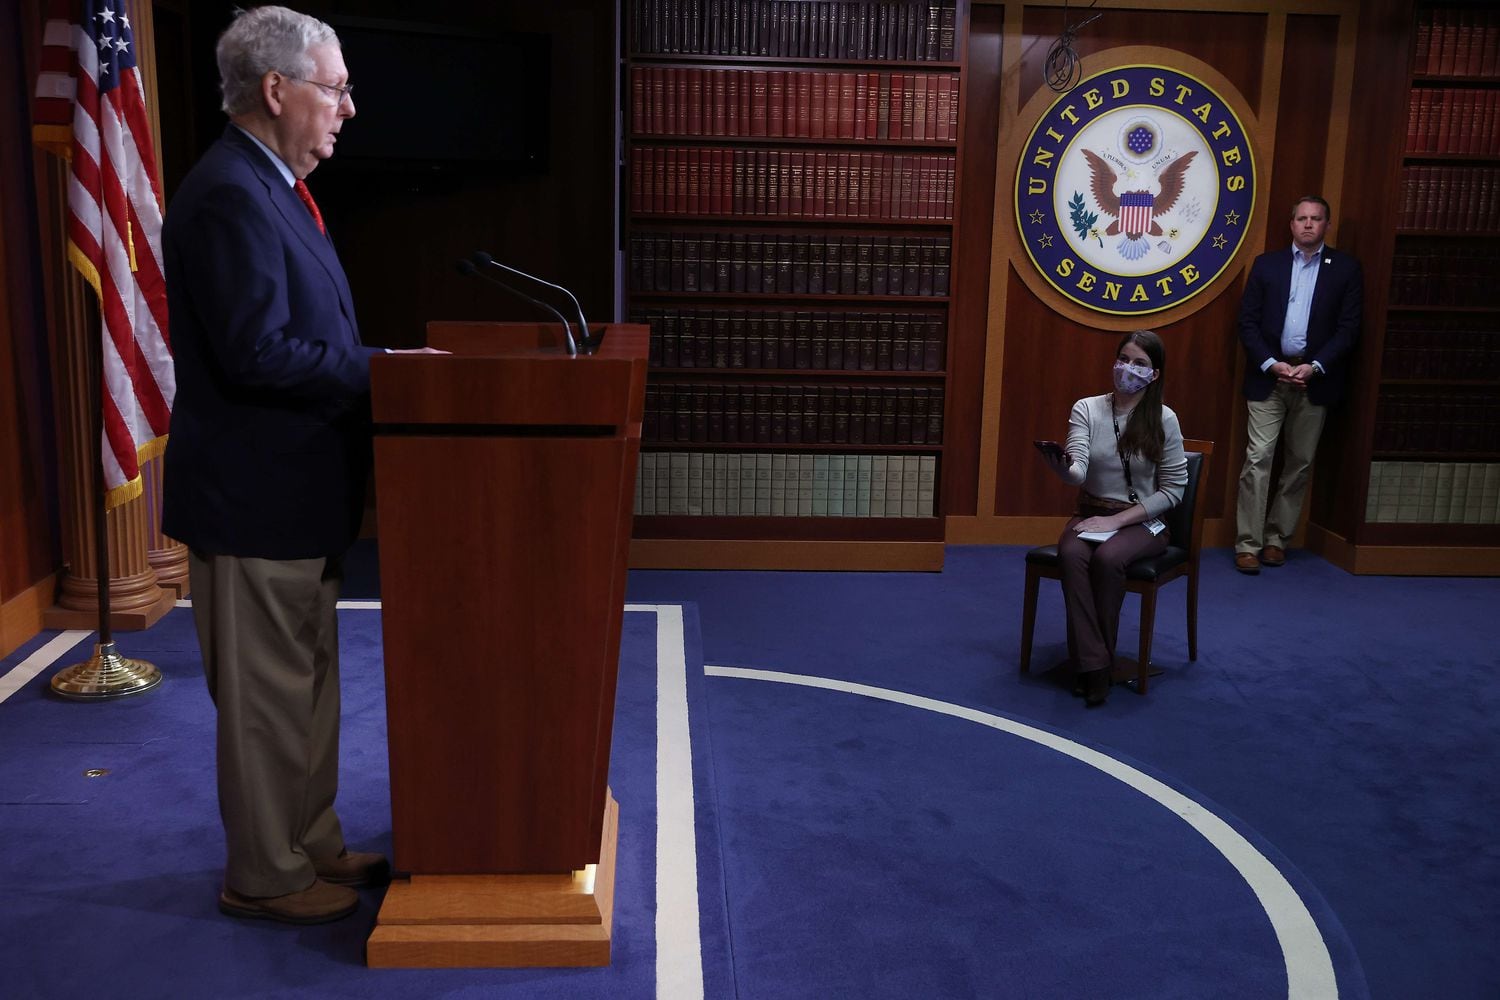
[216,6,339,116]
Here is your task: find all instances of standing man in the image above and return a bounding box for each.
[163,6,435,923]
[1234,195,1362,574]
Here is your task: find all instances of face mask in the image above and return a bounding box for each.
[1113,361,1155,395]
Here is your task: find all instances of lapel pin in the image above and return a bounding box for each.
[1324,257,1331,264]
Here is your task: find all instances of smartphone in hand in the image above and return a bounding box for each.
[1034,439,1067,462]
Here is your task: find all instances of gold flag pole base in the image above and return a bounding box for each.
[50,641,163,700]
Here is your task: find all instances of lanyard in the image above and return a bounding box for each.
[1112,410,1139,505]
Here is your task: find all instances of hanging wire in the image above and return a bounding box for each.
[1045,0,1104,93]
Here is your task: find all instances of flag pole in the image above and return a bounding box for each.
[50,295,162,700]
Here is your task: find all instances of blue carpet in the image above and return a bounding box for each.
[5,543,1498,999]
[0,605,729,1000]
[629,545,1500,1000]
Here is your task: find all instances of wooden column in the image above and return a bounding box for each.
[142,454,188,596]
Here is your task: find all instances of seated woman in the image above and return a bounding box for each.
[1038,330,1187,707]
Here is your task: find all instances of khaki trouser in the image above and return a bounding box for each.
[189,551,346,897]
[1236,381,1327,554]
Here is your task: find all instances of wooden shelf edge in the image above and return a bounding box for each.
[630,134,958,149]
[1306,524,1500,576]
[627,54,962,70]
[630,292,952,304]
[945,515,1239,550]
[632,214,955,227]
[629,537,943,570]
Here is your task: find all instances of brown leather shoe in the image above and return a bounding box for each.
[313,849,391,887]
[219,879,358,924]
[1234,552,1261,574]
[1260,545,1286,567]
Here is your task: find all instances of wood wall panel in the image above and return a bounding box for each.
[1261,14,1340,253]
[1,0,62,654]
[989,7,1274,522]
[947,3,1006,516]
[1311,0,1412,546]
[1017,9,1267,113]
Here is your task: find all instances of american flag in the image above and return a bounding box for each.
[34,0,173,508]
[1118,190,1154,239]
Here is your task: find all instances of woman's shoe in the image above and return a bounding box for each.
[1084,668,1111,708]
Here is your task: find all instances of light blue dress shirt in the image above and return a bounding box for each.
[1260,243,1327,375]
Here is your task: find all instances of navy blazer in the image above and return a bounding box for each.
[162,126,380,559]
[1238,245,1363,406]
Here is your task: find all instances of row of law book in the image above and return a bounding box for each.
[1412,7,1500,77]
[1397,165,1500,231]
[645,382,945,445]
[631,0,958,62]
[1365,461,1500,524]
[1388,244,1500,306]
[635,452,937,518]
[1405,88,1500,154]
[629,231,951,296]
[630,147,955,220]
[1373,389,1500,454]
[631,306,945,371]
[630,67,959,142]
[1382,320,1500,380]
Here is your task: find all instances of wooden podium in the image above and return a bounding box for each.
[366,323,647,968]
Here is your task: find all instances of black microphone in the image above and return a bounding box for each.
[470,251,601,355]
[455,258,577,355]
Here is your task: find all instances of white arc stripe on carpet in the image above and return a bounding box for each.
[0,631,93,704]
[705,664,1338,1000]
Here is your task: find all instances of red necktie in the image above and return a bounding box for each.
[293,179,326,234]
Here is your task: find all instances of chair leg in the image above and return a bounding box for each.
[1136,588,1157,695]
[1187,571,1199,662]
[1020,566,1040,673]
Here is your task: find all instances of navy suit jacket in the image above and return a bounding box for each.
[1238,245,1363,406]
[162,126,379,559]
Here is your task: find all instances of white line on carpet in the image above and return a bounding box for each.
[704,664,1338,1000]
[0,631,93,705]
[635,603,706,1000]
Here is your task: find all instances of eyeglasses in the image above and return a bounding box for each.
[285,75,353,107]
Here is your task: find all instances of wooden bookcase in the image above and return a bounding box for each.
[1361,1,1500,557]
[623,0,967,569]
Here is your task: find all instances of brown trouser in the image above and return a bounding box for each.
[188,550,347,897]
[1058,517,1169,674]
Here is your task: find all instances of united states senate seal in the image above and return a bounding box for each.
[1015,64,1256,317]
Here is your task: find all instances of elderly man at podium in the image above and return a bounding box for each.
[161,6,437,925]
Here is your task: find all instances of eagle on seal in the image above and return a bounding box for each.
[1082,149,1197,261]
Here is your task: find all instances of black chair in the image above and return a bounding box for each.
[1019,440,1213,694]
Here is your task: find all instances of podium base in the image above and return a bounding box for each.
[367,792,618,968]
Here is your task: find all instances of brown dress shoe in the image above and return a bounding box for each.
[1234,552,1261,574]
[1260,545,1286,567]
[313,849,391,887]
[219,879,358,924]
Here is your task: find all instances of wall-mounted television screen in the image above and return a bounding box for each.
[325,17,550,171]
